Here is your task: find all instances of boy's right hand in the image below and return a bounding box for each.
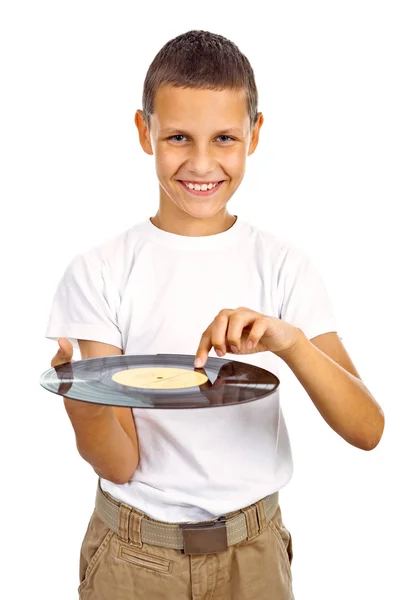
[51,337,105,415]
[51,337,74,368]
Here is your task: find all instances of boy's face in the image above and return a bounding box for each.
[135,84,263,223]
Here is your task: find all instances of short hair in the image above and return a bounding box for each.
[142,30,258,131]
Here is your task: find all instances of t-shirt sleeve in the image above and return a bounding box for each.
[277,245,338,340]
[45,252,122,351]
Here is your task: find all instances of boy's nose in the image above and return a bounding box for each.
[186,149,218,175]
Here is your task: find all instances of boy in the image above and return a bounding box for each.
[46,30,384,599]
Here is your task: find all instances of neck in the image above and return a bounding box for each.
[151,205,237,237]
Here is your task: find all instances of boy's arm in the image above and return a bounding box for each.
[276,330,385,450]
[54,338,139,484]
[194,308,384,451]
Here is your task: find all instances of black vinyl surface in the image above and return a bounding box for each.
[40,353,280,408]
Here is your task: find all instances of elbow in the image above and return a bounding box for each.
[362,439,380,451]
[361,410,385,451]
[94,459,139,485]
[362,434,383,451]
[93,469,133,485]
[107,474,132,485]
[110,467,137,485]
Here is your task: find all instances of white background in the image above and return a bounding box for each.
[1,1,400,598]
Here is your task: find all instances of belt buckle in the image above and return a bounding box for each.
[179,517,228,555]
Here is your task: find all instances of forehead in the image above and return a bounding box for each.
[152,84,249,132]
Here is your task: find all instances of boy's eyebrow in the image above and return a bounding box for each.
[161,127,245,137]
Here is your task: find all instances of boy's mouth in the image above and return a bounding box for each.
[178,180,225,197]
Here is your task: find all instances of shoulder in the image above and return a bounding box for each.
[82,221,146,265]
[73,222,148,269]
[67,221,148,282]
[240,219,308,268]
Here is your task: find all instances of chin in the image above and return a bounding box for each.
[179,204,227,219]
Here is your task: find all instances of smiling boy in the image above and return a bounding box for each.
[46,30,384,599]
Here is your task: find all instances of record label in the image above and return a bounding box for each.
[111,367,209,389]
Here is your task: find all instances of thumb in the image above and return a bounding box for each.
[59,337,73,356]
[58,340,64,357]
[51,337,74,367]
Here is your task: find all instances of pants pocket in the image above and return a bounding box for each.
[118,543,173,574]
[78,510,115,594]
[268,506,294,575]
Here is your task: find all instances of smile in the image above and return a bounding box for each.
[178,180,225,197]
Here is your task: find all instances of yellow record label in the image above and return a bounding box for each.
[111,367,209,389]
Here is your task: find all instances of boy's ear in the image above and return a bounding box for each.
[135,110,153,156]
[247,112,264,156]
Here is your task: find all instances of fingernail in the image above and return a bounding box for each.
[247,340,253,349]
[230,345,238,354]
[216,349,224,357]
[194,358,203,368]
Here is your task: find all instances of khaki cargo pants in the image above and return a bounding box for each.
[78,486,294,599]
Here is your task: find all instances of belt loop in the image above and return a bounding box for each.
[128,509,144,548]
[240,504,259,541]
[117,503,132,544]
[255,499,268,532]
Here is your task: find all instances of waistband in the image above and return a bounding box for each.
[95,479,279,555]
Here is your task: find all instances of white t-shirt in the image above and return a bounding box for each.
[45,216,337,522]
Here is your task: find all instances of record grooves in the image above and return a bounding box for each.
[40,354,279,409]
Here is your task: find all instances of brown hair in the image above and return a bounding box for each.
[142,30,258,131]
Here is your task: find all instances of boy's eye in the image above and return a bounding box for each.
[168,135,234,143]
[169,135,187,142]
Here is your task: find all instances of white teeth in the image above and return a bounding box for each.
[184,182,219,191]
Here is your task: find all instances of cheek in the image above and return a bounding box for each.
[155,148,179,174]
[221,147,247,170]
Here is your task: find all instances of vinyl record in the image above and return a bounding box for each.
[40,353,280,409]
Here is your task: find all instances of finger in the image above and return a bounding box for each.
[246,317,270,349]
[210,312,230,356]
[226,312,249,353]
[194,328,213,368]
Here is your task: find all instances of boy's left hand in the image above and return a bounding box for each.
[194,307,300,368]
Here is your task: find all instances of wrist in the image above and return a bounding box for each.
[273,328,307,361]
